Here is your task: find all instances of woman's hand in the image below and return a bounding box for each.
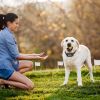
[34,53,48,60]
[32,52,45,56]
[36,55,48,60]
[39,52,46,57]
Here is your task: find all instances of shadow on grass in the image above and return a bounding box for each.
[45,81,100,100]
[44,68,100,100]
[0,88,29,100]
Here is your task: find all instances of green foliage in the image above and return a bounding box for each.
[0,67,100,100]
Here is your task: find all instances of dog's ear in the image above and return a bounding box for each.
[61,40,64,47]
[76,40,79,48]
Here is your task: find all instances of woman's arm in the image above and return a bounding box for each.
[16,53,48,60]
[20,52,45,56]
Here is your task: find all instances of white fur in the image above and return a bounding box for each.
[61,37,94,86]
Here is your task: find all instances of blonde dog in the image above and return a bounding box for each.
[61,37,94,86]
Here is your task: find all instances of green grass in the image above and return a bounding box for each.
[0,66,100,100]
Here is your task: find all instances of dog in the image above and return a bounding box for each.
[61,37,94,86]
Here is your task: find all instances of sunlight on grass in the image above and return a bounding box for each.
[0,66,100,100]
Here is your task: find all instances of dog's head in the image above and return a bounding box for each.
[61,37,79,53]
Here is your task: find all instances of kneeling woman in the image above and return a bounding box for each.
[0,13,48,90]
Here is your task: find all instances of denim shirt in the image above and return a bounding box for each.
[0,27,19,69]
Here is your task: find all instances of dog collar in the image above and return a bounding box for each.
[65,51,76,57]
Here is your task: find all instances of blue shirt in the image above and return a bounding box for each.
[0,27,19,70]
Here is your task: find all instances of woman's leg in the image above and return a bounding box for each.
[18,61,33,73]
[0,71,34,90]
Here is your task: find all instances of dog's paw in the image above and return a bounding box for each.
[60,83,67,87]
[78,85,83,87]
[91,79,95,83]
[78,81,83,86]
[78,83,83,87]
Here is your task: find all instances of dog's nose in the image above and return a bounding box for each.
[67,43,71,47]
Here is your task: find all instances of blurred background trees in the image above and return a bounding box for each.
[0,0,100,68]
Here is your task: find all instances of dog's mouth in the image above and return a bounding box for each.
[65,46,77,57]
[67,46,73,52]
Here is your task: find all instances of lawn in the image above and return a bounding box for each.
[0,66,100,100]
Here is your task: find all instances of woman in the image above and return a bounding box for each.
[0,13,48,90]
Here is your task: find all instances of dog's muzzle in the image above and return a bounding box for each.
[67,43,73,52]
[65,51,76,57]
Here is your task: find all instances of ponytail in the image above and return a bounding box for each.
[0,14,5,30]
[0,13,18,30]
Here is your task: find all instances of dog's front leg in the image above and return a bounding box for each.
[62,67,70,86]
[77,68,82,86]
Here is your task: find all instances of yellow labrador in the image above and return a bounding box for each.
[61,37,94,86]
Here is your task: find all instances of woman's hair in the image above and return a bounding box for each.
[0,13,18,30]
[0,14,5,30]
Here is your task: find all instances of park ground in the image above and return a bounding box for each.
[0,66,100,100]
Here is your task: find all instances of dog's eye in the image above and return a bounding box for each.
[66,40,68,42]
[71,40,74,42]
